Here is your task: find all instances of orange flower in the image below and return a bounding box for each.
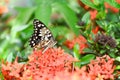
[77,0,91,10]
[116,0,120,3]
[92,26,99,34]
[65,35,88,54]
[88,55,115,80]
[52,55,115,80]
[2,50,116,80]
[0,6,8,14]
[0,0,9,14]
[2,48,75,80]
[22,48,75,80]
[90,10,98,20]
[53,67,93,80]
[105,0,120,13]
[1,58,24,80]
[5,0,9,3]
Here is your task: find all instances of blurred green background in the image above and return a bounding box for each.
[0,0,80,62]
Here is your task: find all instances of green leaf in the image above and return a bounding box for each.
[116,57,120,62]
[6,52,14,62]
[109,52,116,58]
[106,12,119,22]
[35,1,52,26]
[80,54,95,65]
[10,7,35,39]
[81,12,90,24]
[53,2,79,35]
[97,11,106,19]
[100,50,106,54]
[73,61,81,68]
[106,0,120,8]
[35,0,67,5]
[0,40,10,60]
[0,72,4,80]
[10,25,29,40]
[11,7,35,26]
[87,39,94,44]
[50,26,70,38]
[73,44,81,59]
[93,0,101,6]
[115,65,120,70]
[96,20,108,31]
[20,24,33,39]
[73,44,81,67]
[12,25,29,32]
[81,0,98,9]
[83,48,94,53]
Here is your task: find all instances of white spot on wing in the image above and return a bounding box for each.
[31,41,34,43]
[33,43,35,46]
[38,24,41,27]
[42,24,44,26]
[45,37,48,41]
[36,36,38,39]
[35,31,37,33]
[39,34,42,36]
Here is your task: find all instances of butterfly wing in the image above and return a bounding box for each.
[29,19,56,51]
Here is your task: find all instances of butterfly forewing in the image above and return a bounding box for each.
[29,19,57,52]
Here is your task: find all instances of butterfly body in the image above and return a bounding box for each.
[29,19,57,53]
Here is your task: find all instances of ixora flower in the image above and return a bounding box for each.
[92,26,99,34]
[1,58,24,80]
[90,10,98,20]
[2,49,115,80]
[54,55,115,80]
[65,35,88,54]
[0,0,9,15]
[105,0,120,13]
[53,67,92,80]
[88,55,115,80]
[2,47,75,80]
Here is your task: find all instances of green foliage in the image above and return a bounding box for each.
[0,0,78,61]
[73,44,95,67]
[53,2,79,35]
[73,44,81,59]
[81,0,99,9]
[35,1,52,25]
[106,0,120,8]
[80,54,95,65]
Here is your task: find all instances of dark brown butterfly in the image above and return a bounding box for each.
[29,19,57,53]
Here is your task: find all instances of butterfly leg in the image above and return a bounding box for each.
[42,46,49,53]
[42,39,57,53]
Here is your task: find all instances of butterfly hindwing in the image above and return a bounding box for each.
[29,19,57,52]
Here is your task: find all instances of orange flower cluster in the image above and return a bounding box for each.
[22,48,75,80]
[53,67,93,80]
[88,55,115,80]
[90,10,98,20]
[92,26,99,34]
[0,0,9,15]
[52,55,115,80]
[2,48,115,80]
[1,58,24,80]
[105,0,120,13]
[78,0,120,20]
[65,35,88,54]
[90,0,120,20]
[2,48,75,80]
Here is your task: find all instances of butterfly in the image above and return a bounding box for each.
[29,19,57,53]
